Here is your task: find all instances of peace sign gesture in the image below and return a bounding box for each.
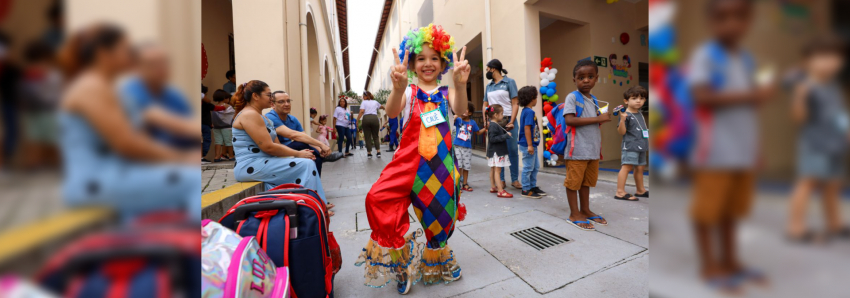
[390,48,410,90]
[452,46,471,86]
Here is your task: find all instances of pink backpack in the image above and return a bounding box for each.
[202,219,290,298]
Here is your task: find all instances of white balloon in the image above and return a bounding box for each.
[550,154,558,162]
[544,67,550,73]
[551,68,558,75]
[540,79,550,86]
[548,73,556,81]
[539,72,548,79]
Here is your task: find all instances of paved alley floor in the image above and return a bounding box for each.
[320,145,649,297]
[650,184,850,298]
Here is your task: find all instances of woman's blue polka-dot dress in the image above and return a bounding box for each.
[59,112,200,221]
[232,113,326,202]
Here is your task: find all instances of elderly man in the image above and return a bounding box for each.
[121,43,200,150]
[265,91,342,177]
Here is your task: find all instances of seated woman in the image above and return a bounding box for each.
[231,80,330,209]
[59,24,199,221]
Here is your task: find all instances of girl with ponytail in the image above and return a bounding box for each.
[230,80,329,202]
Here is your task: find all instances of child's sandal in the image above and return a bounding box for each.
[461,184,473,192]
[489,188,498,193]
[496,190,513,198]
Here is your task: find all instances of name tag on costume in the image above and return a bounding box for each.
[642,130,649,138]
[421,109,446,128]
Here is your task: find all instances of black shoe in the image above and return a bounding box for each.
[531,187,547,196]
[635,191,649,198]
[325,152,344,162]
[376,152,381,158]
[522,190,542,199]
[367,154,372,158]
[201,158,211,163]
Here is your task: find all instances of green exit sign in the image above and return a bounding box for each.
[594,56,608,67]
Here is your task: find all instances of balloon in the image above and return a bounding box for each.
[547,140,554,148]
[541,94,549,100]
[540,86,549,95]
[550,153,558,162]
[540,67,545,72]
[546,89,555,97]
[543,151,551,159]
[551,68,558,75]
[543,105,553,115]
[539,72,548,79]
[540,79,550,86]
[544,67,550,73]
[550,94,559,102]
[548,82,557,89]
[548,73,556,81]
[542,128,549,134]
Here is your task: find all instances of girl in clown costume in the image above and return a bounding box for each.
[354,24,471,294]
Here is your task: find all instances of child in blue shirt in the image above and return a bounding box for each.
[454,101,486,191]
[518,86,545,199]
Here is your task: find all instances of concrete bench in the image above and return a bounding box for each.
[0,207,115,275]
[202,181,264,220]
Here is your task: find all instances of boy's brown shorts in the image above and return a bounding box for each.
[690,170,755,225]
[563,160,599,190]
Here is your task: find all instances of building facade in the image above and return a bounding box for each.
[365,0,649,164]
[203,0,350,132]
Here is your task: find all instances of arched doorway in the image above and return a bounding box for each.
[306,12,322,137]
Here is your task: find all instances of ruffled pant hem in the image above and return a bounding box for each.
[354,229,462,288]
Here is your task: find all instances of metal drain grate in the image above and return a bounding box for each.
[510,227,570,250]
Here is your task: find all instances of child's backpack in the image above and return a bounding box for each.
[36,215,201,298]
[219,184,338,298]
[547,103,566,154]
[201,220,290,298]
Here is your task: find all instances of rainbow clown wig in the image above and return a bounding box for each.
[398,24,455,83]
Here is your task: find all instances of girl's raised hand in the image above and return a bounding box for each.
[390,48,410,90]
[452,46,470,85]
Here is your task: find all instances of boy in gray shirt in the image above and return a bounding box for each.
[614,86,648,201]
[687,0,773,292]
[562,59,612,231]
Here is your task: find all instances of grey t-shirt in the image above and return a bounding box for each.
[619,112,648,152]
[562,92,601,160]
[687,43,758,169]
[799,81,849,154]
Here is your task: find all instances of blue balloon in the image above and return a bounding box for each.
[546,88,555,97]
[549,87,556,94]
[548,82,557,89]
[543,151,551,159]
[540,86,549,95]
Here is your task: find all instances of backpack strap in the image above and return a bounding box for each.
[707,40,756,89]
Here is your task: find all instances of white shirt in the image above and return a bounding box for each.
[400,85,452,127]
[333,106,350,127]
[360,100,381,115]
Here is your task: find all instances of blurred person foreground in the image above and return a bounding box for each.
[0,0,201,297]
[649,0,850,297]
